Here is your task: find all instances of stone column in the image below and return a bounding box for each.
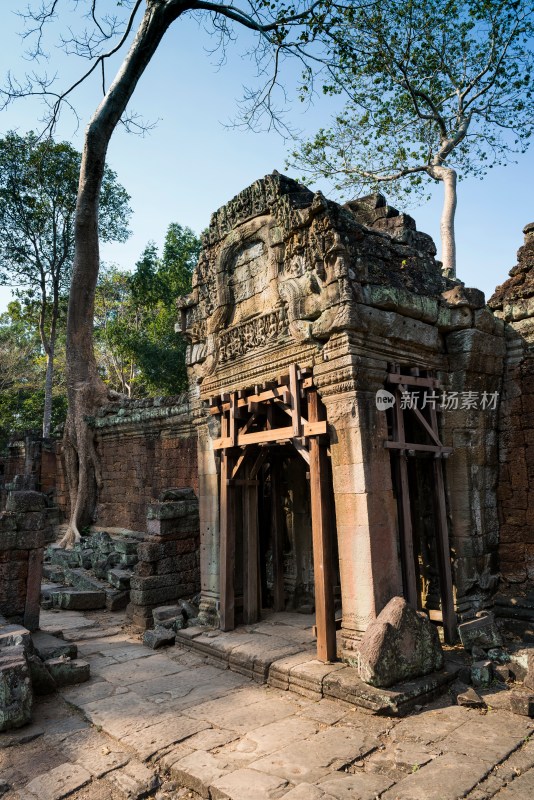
[194,402,222,625]
[315,340,403,659]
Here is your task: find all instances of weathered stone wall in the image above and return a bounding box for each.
[0,491,52,631]
[489,223,534,603]
[2,396,198,533]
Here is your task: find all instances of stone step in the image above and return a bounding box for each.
[44,658,90,686]
[63,566,110,593]
[42,564,65,583]
[31,631,77,661]
[50,588,107,611]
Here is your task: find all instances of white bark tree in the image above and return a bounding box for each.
[289,0,534,277]
[2,0,347,545]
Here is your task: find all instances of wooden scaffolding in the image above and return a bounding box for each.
[385,365,456,643]
[210,364,337,663]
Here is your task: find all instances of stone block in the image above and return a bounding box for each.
[458,612,503,651]
[0,529,45,551]
[51,588,106,610]
[153,604,183,623]
[498,689,534,718]
[5,490,47,512]
[143,626,176,649]
[44,658,90,686]
[31,631,77,661]
[356,596,443,688]
[146,499,199,521]
[106,589,130,611]
[107,568,132,589]
[0,624,32,651]
[471,660,493,687]
[146,516,199,537]
[24,762,92,800]
[28,654,57,695]
[0,644,33,731]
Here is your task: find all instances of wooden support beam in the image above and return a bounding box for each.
[213,421,327,450]
[384,441,453,455]
[229,391,238,447]
[243,462,259,625]
[387,373,441,389]
[393,389,419,610]
[308,391,336,663]
[289,363,302,437]
[250,449,268,479]
[428,404,457,644]
[219,449,236,631]
[270,459,285,613]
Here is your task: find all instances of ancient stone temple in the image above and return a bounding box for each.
[178,172,504,663]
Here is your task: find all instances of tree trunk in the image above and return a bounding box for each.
[42,342,54,439]
[60,1,186,548]
[429,165,457,279]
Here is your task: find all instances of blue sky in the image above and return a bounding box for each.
[0,0,532,313]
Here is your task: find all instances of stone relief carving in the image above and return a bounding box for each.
[178,172,447,380]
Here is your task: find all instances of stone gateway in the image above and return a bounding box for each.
[179,173,504,663]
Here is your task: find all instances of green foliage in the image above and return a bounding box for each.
[0,303,67,449]
[289,0,534,201]
[94,223,201,397]
[0,130,131,436]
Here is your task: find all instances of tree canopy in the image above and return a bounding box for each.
[94,223,201,397]
[0,131,132,437]
[289,0,534,275]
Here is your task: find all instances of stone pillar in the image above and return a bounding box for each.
[315,341,403,659]
[1,490,47,632]
[195,409,222,625]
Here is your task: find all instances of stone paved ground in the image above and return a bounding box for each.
[2,609,534,800]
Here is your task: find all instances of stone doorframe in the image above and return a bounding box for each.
[209,364,337,663]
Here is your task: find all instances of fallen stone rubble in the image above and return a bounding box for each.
[0,614,90,732]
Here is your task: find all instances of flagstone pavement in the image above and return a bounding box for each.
[2,608,534,800]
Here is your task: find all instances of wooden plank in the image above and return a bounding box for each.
[270,459,285,613]
[243,462,259,624]
[308,390,336,663]
[209,386,291,415]
[387,373,442,389]
[433,457,457,643]
[289,363,302,437]
[219,449,235,631]
[384,441,453,455]
[229,391,238,447]
[227,479,259,486]
[250,449,268,479]
[292,437,310,465]
[397,382,443,446]
[428,403,456,644]
[213,421,327,450]
[393,389,419,610]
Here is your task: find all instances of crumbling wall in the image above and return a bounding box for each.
[0,491,52,631]
[2,396,198,533]
[489,223,534,607]
[127,489,200,630]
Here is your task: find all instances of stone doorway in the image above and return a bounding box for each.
[210,366,338,662]
[385,365,456,643]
